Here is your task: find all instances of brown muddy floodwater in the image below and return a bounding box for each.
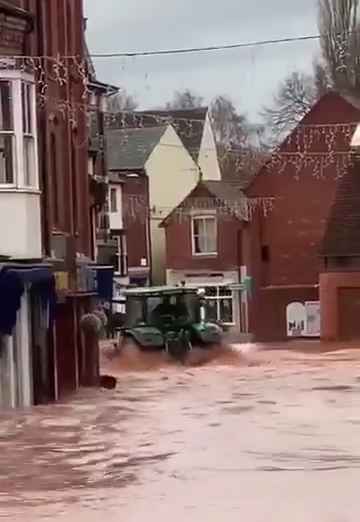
[2,341,360,521]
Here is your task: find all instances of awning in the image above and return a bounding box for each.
[0,265,56,335]
[6,266,54,284]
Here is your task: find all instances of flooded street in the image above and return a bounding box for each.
[2,343,360,521]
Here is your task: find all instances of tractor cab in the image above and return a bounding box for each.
[120,286,223,359]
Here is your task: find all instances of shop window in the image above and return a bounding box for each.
[204,285,234,324]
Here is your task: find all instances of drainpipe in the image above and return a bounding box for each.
[145,176,152,286]
[36,0,50,257]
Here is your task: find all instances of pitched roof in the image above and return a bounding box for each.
[160,180,248,226]
[340,92,360,112]
[105,126,167,170]
[202,180,246,204]
[140,108,207,161]
[321,154,360,257]
[107,107,208,162]
[247,91,360,192]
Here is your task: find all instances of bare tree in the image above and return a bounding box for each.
[107,90,138,113]
[210,95,249,147]
[319,0,360,92]
[165,89,204,110]
[261,71,318,143]
[313,59,333,95]
[209,96,267,185]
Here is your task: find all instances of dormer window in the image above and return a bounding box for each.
[0,71,38,189]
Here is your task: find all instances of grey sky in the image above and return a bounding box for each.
[84,0,320,122]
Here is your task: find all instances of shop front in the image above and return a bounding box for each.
[0,264,56,409]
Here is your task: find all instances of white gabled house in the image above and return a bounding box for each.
[104,107,222,286]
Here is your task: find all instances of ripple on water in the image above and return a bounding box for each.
[311,385,356,392]
[222,405,254,415]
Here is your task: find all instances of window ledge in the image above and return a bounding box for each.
[0,187,40,195]
[192,253,218,258]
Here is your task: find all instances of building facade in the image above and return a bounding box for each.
[105,107,222,286]
[320,149,360,340]
[245,92,360,341]
[0,1,104,408]
[105,124,200,286]
[162,180,251,336]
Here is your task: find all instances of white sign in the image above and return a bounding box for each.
[286,302,306,337]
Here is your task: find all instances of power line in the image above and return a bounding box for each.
[88,33,323,59]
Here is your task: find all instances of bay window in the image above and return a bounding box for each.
[192,215,217,256]
[204,286,234,325]
[0,72,38,189]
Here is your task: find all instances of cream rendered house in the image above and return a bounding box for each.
[106,109,221,284]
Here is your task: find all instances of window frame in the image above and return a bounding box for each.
[191,214,218,257]
[204,285,234,326]
[0,79,15,187]
[0,70,38,191]
[110,187,118,213]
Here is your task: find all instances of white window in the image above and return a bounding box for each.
[192,216,217,255]
[108,184,123,230]
[0,71,38,189]
[204,286,234,325]
[0,80,14,184]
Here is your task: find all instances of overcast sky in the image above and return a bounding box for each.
[84,0,320,122]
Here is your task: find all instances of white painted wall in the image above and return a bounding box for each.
[0,191,41,259]
[109,184,123,230]
[146,125,199,216]
[150,222,167,285]
[198,112,221,181]
[0,335,16,409]
[166,268,241,332]
[16,291,33,408]
[145,125,199,284]
[0,290,33,409]
[166,269,239,287]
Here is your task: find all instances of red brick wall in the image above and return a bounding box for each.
[320,272,360,340]
[247,93,360,288]
[165,216,242,271]
[27,0,91,257]
[164,184,243,271]
[123,175,150,268]
[249,287,319,342]
[244,93,360,341]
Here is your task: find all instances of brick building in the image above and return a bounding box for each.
[320,149,360,340]
[0,1,105,408]
[245,92,360,341]
[161,180,250,335]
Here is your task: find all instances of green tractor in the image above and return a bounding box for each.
[118,286,223,362]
